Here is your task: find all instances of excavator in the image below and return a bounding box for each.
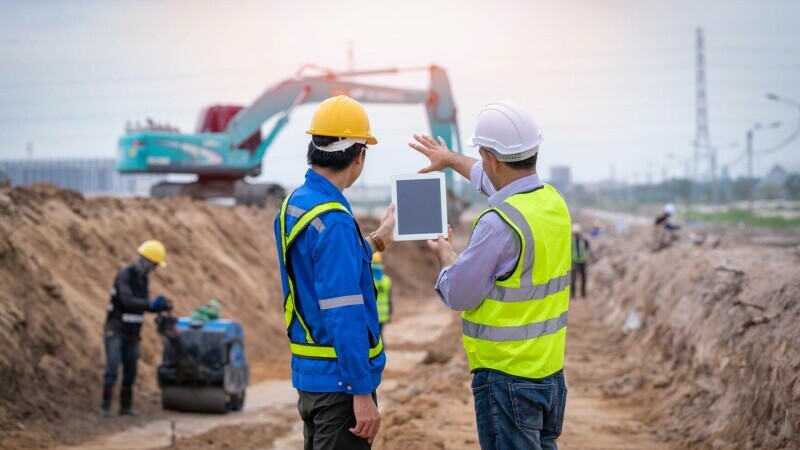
[118,65,468,221]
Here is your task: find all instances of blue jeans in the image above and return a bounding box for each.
[103,334,140,388]
[471,370,567,450]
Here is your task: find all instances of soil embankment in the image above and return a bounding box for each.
[587,226,800,449]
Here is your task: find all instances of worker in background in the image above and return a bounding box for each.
[571,224,593,299]
[652,203,680,252]
[589,219,605,238]
[371,253,393,336]
[409,101,570,450]
[655,203,680,230]
[191,299,222,322]
[102,240,172,417]
[274,95,396,449]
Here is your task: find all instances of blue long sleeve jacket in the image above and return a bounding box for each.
[273,169,385,395]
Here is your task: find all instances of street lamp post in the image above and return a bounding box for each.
[708,141,737,219]
[767,93,800,109]
[746,121,782,217]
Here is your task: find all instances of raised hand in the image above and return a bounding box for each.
[408,134,453,173]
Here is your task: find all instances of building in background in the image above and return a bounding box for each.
[0,158,164,196]
[549,166,572,192]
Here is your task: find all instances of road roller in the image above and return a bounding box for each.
[155,312,249,413]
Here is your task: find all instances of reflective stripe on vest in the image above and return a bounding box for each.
[461,184,572,380]
[375,276,392,324]
[572,236,587,263]
[279,193,383,361]
[121,313,144,323]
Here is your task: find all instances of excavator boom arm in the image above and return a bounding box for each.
[225,66,459,160]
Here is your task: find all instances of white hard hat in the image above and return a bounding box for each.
[572,224,582,233]
[467,101,543,161]
[664,203,676,215]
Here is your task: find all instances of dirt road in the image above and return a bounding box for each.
[63,297,672,450]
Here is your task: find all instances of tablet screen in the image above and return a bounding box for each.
[396,178,444,235]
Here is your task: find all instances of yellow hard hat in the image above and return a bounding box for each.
[306,95,378,145]
[137,240,167,267]
[372,252,383,264]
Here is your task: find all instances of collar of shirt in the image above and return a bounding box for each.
[488,173,543,207]
[304,169,353,213]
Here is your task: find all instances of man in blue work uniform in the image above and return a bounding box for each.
[275,95,396,449]
[410,101,571,450]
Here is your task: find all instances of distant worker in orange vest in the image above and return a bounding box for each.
[371,253,393,336]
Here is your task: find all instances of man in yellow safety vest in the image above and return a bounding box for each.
[409,101,571,450]
[371,253,393,336]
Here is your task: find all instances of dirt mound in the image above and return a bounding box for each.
[0,185,440,448]
[0,185,290,446]
[589,227,800,449]
[157,422,292,450]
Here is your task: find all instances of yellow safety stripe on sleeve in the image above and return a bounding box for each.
[290,337,384,360]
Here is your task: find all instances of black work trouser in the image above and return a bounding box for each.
[297,390,377,450]
[571,263,587,298]
[103,333,140,388]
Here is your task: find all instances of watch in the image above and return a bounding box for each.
[369,232,386,252]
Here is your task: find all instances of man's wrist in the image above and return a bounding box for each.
[369,232,385,252]
[437,251,456,268]
[375,228,393,246]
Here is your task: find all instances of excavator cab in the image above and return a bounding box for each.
[196,106,261,153]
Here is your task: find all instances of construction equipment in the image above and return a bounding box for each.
[118,65,468,222]
[155,311,249,413]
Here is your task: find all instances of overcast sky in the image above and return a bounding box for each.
[1,0,799,187]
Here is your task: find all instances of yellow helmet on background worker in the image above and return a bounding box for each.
[306,95,378,146]
[137,240,167,267]
[372,252,383,265]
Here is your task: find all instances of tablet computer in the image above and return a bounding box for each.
[391,173,448,241]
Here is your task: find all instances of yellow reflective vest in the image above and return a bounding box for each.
[374,275,392,324]
[461,184,572,380]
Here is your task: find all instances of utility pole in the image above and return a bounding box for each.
[693,27,713,216]
[747,122,782,217]
[747,128,754,217]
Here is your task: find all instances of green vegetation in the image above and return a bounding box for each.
[684,208,800,229]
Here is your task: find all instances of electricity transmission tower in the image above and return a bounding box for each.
[692,27,715,216]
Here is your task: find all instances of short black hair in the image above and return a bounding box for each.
[504,152,537,171]
[307,135,365,172]
[481,146,538,171]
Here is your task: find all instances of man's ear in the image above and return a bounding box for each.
[486,150,500,171]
